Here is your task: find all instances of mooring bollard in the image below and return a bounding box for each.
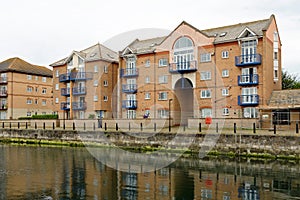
[43,122,45,130]
[63,123,65,130]
[35,122,37,129]
[199,123,202,133]
[296,123,299,134]
[274,124,276,134]
[26,122,28,129]
[253,123,256,134]
[53,122,55,130]
[116,123,118,131]
[216,123,219,133]
[105,122,107,131]
[154,123,156,132]
[140,123,143,131]
[18,122,20,129]
[83,122,86,130]
[129,122,131,131]
[73,122,75,130]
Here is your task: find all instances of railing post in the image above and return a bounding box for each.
[199,123,201,133]
[63,122,65,130]
[105,122,107,131]
[18,122,20,129]
[253,123,256,134]
[296,123,299,134]
[26,122,28,129]
[83,122,86,131]
[140,123,143,131]
[35,122,37,129]
[234,123,236,134]
[216,122,219,133]
[274,124,276,134]
[129,122,131,131]
[9,122,11,129]
[154,123,156,132]
[73,122,75,130]
[43,122,45,130]
[53,122,55,130]
[116,123,118,131]
[2,122,4,128]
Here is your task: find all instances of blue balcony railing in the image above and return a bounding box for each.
[59,73,70,82]
[72,87,86,95]
[122,84,137,93]
[238,74,259,86]
[169,61,197,73]
[120,68,139,77]
[122,100,137,109]
[61,102,70,110]
[235,54,262,66]
[70,72,93,81]
[72,102,86,110]
[61,88,70,96]
[238,95,259,106]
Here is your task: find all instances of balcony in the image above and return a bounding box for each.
[72,102,86,110]
[0,90,7,97]
[235,54,262,66]
[122,84,137,93]
[238,95,259,106]
[238,74,259,86]
[61,88,70,96]
[120,68,139,78]
[169,61,197,74]
[70,72,93,81]
[61,102,70,110]
[122,100,137,109]
[72,87,86,95]
[59,73,70,82]
[0,77,7,84]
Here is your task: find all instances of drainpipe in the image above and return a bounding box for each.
[214,46,217,119]
[154,52,157,119]
[11,72,13,119]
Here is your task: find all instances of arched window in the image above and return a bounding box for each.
[173,37,194,70]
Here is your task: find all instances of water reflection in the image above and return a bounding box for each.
[0,144,300,199]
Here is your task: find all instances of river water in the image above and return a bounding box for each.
[0,144,300,200]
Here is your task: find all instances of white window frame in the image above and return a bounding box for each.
[222,51,229,58]
[42,77,46,82]
[200,71,211,80]
[222,108,229,116]
[27,86,33,92]
[42,100,47,106]
[158,58,168,67]
[55,84,59,90]
[55,97,59,104]
[104,65,108,73]
[94,95,98,102]
[158,75,168,84]
[201,108,212,118]
[42,88,47,94]
[145,92,151,100]
[145,59,150,67]
[201,90,211,98]
[145,76,150,84]
[94,65,98,72]
[103,80,108,86]
[158,92,168,100]
[158,109,169,118]
[55,70,59,77]
[243,107,258,118]
[103,96,108,102]
[222,88,229,96]
[200,53,211,63]
[27,99,32,104]
[27,75,32,80]
[222,69,229,77]
[94,80,98,86]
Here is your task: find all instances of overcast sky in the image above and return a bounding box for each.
[0,0,299,73]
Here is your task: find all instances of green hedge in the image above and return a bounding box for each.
[18,114,58,120]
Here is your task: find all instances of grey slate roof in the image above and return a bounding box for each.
[50,43,118,67]
[0,57,53,77]
[267,89,300,109]
[121,15,273,55]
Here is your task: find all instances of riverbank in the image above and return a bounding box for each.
[1,128,300,160]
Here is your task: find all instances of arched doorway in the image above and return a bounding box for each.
[174,78,194,125]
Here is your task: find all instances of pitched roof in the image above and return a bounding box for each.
[121,15,274,55]
[50,43,118,67]
[0,57,52,77]
[120,36,166,56]
[267,89,300,109]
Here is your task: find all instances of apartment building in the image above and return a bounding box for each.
[0,57,53,119]
[50,43,118,120]
[119,15,281,124]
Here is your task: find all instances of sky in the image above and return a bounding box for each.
[0,0,299,74]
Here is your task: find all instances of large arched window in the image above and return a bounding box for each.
[173,37,194,70]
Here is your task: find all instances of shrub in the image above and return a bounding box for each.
[18,114,58,120]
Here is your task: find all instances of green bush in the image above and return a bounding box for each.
[18,114,58,120]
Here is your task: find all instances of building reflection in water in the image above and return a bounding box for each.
[0,145,300,199]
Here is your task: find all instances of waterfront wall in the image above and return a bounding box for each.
[1,129,300,157]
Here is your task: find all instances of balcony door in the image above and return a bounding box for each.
[127,79,136,91]
[241,40,257,63]
[241,67,257,83]
[126,94,136,107]
[126,57,136,76]
[242,87,257,103]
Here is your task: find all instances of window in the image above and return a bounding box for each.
[27,112,32,117]
[201,108,212,118]
[145,76,150,84]
[27,86,33,92]
[42,88,47,94]
[222,51,229,58]
[103,80,108,86]
[103,96,108,101]
[35,87,38,92]
[173,37,194,70]
[200,53,211,63]
[127,110,136,119]
[274,69,278,80]
[35,76,39,81]
[145,59,150,67]
[158,58,168,67]
[158,92,168,100]
[94,65,98,72]
[35,99,38,104]
[158,75,168,84]
[274,52,278,60]
[94,80,98,86]
[244,107,258,118]
[200,71,211,80]
[27,99,32,104]
[55,84,59,90]
[55,97,59,104]
[222,88,229,96]
[42,77,46,82]
[158,109,169,118]
[94,95,98,102]
[222,69,229,77]
[104,65,108,73]
[27,75,32,80]
[145,92,151,100]
[42,100,46,106]
[201,90,211,98]
[222,108,229,116]
[55,70,59,77]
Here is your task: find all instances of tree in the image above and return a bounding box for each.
[282,70,300,89]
